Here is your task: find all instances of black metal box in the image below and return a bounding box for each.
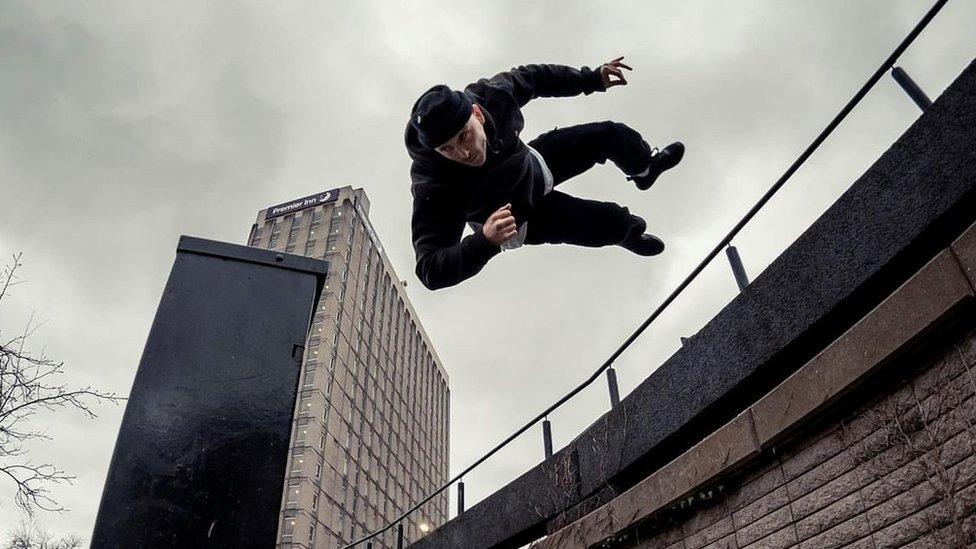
[92,236,328,548]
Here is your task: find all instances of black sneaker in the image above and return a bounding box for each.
[620,233,665,256]
[627,142,685,191]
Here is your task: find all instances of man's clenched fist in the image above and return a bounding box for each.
[483,203,518,246]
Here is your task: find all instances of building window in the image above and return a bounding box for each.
[282,512,297,537]
[291,453,305,474]
[269,219,282,250]
[287,220,301,247]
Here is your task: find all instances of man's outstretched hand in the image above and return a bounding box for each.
[600,56,633,89]
[483,204,517,246]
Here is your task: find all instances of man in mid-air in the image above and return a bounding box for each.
[405,57,684,290]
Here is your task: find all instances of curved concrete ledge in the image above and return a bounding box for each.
[536,227,976,547]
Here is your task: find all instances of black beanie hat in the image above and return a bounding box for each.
[410,85,473,149]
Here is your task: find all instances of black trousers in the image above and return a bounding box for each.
[524,121,653,247]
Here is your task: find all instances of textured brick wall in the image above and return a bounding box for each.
[628,326,976,549]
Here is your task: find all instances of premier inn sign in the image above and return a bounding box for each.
[264,189,340,220]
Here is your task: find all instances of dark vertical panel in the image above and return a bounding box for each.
[93,237,327,548]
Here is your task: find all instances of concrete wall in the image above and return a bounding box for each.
[701,340,970,547]
[629,328,976,549]
[537,222,976,547]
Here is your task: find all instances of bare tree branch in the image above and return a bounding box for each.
[0,255,126,516]
[3,516,84,548]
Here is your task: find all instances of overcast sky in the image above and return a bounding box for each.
[1,0,975,541]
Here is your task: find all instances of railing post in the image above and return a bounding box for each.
[397,523,404,549]
[542,418,553,460]
[606,367,621,408]
[458,480,465,514]
[366,543,372,549]
[725,245,750,292]
[891,66,933,111]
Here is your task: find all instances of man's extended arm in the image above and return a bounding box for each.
[467,63,606,108]
[411,183,502,290]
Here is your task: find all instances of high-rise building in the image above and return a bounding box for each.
[248,187,450,548]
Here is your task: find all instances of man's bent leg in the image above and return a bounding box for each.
[527,121,654,185]
[524,191,645,247]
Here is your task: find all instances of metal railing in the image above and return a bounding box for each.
[342,1,949,546]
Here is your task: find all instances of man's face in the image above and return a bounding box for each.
[434,105,488,167]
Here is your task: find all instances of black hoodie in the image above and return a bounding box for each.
[405,64,606,290]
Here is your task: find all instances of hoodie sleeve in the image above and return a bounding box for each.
[411,175,502,291]
[467,64,606,108]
